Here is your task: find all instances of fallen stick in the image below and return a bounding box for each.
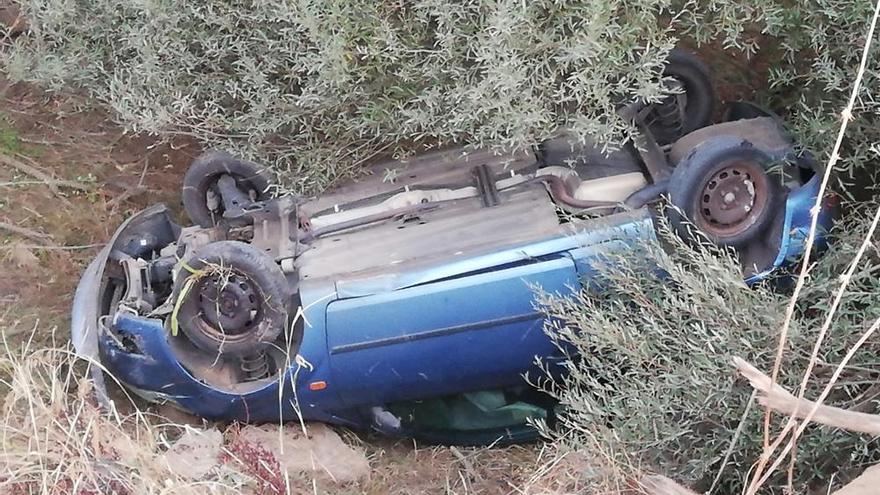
[0,153,90,200]
[15,153,91,191]
[0,242,101,250]
[0,220,54,244]
[833,464,880,495]
[733,357,880,436]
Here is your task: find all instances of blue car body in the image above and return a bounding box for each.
[72,119,835,441]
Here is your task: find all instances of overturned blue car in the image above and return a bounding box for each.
[72,54,835,444]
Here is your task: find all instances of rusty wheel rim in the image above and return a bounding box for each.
[197,271,261,336]
[180,269,265,347]
[694,159,770,238]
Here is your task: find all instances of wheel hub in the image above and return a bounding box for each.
[198,272,260,335]
[206,174,258,217]
[697,160,769,237]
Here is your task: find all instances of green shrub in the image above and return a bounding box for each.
[1,0,685,190]
[5,1,877,191]
[536,212,880,493]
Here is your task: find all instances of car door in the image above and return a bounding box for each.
[326,256,579,407]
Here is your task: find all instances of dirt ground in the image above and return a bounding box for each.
[0,76,553,494]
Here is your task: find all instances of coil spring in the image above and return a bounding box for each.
[240,350,271,381]
[654,92,684,137]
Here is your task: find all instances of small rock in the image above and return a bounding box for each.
[237,423,370,485]
[6,243,39,270]
[163,427,223,480]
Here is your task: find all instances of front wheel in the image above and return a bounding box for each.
[172,240,290,357]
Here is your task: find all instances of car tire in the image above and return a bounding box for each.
[182,151,275,227]
[173,240,290,357]
[650,49,715,144]
[668,136,781,248]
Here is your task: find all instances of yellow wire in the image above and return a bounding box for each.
[170,268,205,336]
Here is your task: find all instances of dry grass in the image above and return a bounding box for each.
[0,317,559,495]
[0,322,244,494]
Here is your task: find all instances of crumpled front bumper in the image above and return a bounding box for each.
[71,205,176,407]
[101,313,301,421]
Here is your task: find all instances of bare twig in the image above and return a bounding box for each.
[776,204,880,489]
[137,156,150,187]
[709,391,756,495]
[0,153,89,206]
[17,136,76,147]
[0,153,61,197]
[107,186,147,210]
[0,243,101,251]
[108,157,150,210]
[793,205,880,400]
[734,357,880,436]
[0,180,47,187]
[15,153,91,191]
[0,220,54,245]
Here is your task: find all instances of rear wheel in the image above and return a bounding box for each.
[182,151,275,227]
[648,49,715,145]
[668,136,781,248]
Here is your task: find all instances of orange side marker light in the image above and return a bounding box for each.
[309,381,327,391]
